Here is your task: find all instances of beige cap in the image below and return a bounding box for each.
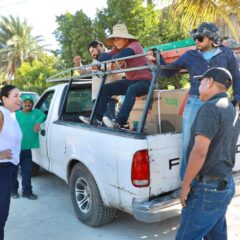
[105,23,137,46]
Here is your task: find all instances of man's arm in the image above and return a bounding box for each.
[35,109,46,123]
[160,51,189,77]
[73,55,91,75]
[180,134,211,207]
[34,110,46,132]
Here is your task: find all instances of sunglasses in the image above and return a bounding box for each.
[193,35,205,42]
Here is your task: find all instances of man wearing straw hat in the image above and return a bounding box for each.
[94,23,152,129]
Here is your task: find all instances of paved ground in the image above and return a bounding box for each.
[5,170,240,240]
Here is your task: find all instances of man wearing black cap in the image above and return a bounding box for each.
[163,22,240,181]
[176,67,240,240]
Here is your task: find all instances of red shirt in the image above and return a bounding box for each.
[110,41,152,81]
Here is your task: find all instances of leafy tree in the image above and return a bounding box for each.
[0,69,7,87]
[94,0,161,47]
[0,15,46,78]
[14,54,59,94]
[54,11,94,67]
[158,7,189,44]
[159,0,240,41]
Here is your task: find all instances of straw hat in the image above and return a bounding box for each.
[105,23,137,46]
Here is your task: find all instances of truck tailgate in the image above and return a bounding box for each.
[147,133,182,196]
[147,133,240,197]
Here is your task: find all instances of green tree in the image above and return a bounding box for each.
[0,15,46,78]
[160,0,240,41]
[54,11,93,67]
[14,54,59,94]
[158,7,189,44]
[94,0,161,47]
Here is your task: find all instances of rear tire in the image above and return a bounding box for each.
[70,163,116,227]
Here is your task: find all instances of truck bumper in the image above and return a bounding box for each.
[132,189,181,223]
[133,172,240,223]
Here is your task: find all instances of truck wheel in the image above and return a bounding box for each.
[31,162,40,176]
[70,163,116,227]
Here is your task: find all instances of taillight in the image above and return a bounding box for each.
[131,150,150,187]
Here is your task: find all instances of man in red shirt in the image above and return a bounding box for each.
[95,23,152,129]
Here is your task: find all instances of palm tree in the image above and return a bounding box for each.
[0,15,46,78]
[158,0,240,41]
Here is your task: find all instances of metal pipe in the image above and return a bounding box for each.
[46,64,180,83]
[137,50,161,134]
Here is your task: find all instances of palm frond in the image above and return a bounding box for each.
[158,0,240,41]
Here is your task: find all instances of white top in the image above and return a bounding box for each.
[0,106,22,165]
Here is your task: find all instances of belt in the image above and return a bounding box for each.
[195,175,227,183]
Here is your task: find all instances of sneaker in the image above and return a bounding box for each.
[103,116,129,129]
[79,116,90,124]
[79,116,102,126]
[103,116,130,130]
[103,116,118,128]
[11,192,19,199]
[22,192,38,200]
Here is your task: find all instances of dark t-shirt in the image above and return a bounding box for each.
[187,92,240,177]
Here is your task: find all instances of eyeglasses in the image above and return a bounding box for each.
[193,35,205,42]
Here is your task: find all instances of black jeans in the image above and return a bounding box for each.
[0,163,16,240]
[12,150,33,194]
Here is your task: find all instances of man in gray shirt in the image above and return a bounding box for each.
[176,67,240,240]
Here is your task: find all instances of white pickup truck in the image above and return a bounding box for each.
[32,56,240,227]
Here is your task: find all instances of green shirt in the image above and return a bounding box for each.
[16,109,46,150]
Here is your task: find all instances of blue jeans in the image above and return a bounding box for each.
[180,96,204,180]
[12,150,33,194]
[176,176,235,240]
[0,163,16,240]
[93,98,118,120]
[95,79,151,125]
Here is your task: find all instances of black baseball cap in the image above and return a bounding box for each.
[195,67,232,89]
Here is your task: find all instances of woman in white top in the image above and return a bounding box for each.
[0,85,22,240]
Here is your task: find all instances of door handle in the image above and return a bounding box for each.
[40,129,46,136]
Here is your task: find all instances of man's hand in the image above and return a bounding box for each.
[180,184,191,208]
[0,149,12,160]
[34,123,41,132]
[146,54,157,63]
[92,65,100,71]
[117,60,126,69]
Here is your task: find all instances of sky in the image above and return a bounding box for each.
[0,0,108,49]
